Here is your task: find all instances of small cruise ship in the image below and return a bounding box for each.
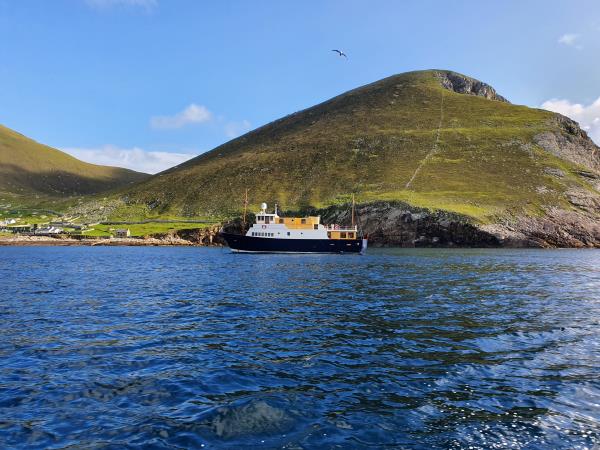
[221,202,367,254]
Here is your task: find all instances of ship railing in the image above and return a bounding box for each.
[325,224,358,231]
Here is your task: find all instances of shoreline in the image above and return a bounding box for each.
[0,236,217,247]
[2,235,599,249]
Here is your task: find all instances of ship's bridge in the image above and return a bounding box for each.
[256,214,322,230]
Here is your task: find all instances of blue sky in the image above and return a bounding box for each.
[1,0,599,173]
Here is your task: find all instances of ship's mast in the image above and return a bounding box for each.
[351,193,355,229]
[242,188,249,230]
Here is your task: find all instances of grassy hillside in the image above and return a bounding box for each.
[88,70,600,223]
[0,124,148,204]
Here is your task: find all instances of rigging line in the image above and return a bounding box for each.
[404,91,445,189]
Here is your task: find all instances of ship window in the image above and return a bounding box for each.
[348,232,354,239]
[287,232,290,236]
[340,232,347,238]
[314,224,318,230]
[301,219,306,224]
[279,218,284,224]
[257,216,263,221]
[327,232,331,238]
[252,232,255,236]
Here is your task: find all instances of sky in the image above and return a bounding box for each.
[0,0,599,174]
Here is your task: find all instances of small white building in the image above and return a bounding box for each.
[114,228,131,238]
[36,226,63,234]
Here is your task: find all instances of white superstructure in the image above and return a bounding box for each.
[246,203,358,240]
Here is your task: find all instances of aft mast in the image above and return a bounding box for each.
[242,188,249,231]
[351,193,355,228]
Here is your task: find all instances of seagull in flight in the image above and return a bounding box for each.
[331,49,347,58]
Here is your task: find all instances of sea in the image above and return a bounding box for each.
[0,247,599,449]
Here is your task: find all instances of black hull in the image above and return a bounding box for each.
[221,233,366,254]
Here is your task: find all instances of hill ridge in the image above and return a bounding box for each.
[0,123,149,203]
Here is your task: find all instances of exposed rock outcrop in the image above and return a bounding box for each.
[314,202,501,247]
[311,196,600,248]
[435,70,510,103]
[535,115,600,172]
[482,207,600,248]
[154,225,224,246]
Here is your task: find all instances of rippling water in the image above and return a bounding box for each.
[1,247,600,449]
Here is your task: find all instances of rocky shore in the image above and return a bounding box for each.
[317,199,600,248]
[0,235,198,246]
[0,225,225,247]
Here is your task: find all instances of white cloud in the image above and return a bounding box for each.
[62,145,197,174]
[541,97,600,145]
[224,119,252,138]
[558,33,582,49]
[85,0,157,10]
[150,104,213,130]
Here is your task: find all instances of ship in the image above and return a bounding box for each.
[221,198,367,254]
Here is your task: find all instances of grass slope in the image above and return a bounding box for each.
[94,70,599,222]
[0,124,148,205]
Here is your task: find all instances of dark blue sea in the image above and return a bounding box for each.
[1,247,599,449]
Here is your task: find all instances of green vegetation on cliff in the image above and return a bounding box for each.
[109,70,598,223]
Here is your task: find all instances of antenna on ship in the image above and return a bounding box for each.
[242,188,249,231]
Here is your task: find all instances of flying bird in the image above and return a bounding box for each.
[331,49,347,58]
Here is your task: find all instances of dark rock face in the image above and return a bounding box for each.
[317,202,501,247]
[482,207,600,248]
[435,71,510,103]
[314,198,600,248]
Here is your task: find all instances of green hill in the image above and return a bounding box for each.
[80,70,600,246]
[0,124,148,204]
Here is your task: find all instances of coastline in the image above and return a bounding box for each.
[0,235,215,247]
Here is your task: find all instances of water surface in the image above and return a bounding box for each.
[1,247,599,449]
